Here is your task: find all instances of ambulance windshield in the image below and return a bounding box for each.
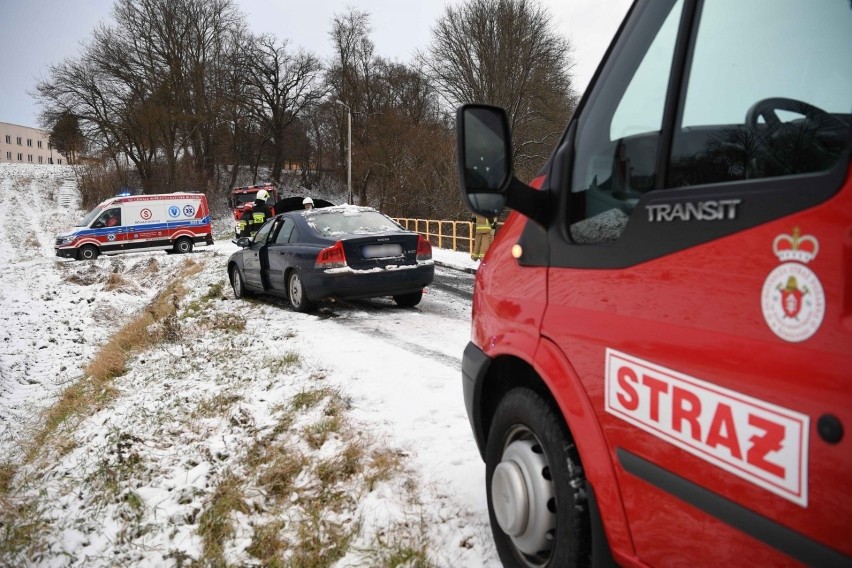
[78,207,105,227]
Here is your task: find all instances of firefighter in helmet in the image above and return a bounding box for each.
[240,189,272,237]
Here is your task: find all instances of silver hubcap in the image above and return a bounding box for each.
[233,270,241,295]
[492,438,556,559]
[289,274,302,305]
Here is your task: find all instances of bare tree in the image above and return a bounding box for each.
[243,35,326,183]
[36,0,245,193]
[327,8,455,211]
[327,8,388,206]
[423,0,577,179]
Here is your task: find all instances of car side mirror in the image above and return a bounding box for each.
[234,237,252,248]
[455,104,551,226]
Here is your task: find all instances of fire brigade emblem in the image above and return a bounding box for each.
[761,228,824,342]
[780,276,805,318]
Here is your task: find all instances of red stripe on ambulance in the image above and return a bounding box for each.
[605,349,809,506]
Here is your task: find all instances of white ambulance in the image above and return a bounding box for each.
[55,193,214,260]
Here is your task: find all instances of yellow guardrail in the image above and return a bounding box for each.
[393,218,502,253]
[393,218,475,252]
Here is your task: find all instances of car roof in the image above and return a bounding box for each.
[282,204,379,219]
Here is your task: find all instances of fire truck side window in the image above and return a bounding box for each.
[668,0,851,186]
[568,0,683,244]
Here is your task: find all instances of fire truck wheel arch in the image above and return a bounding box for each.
[485,387,591,567]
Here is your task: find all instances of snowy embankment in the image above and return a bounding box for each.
[0,164,498,567]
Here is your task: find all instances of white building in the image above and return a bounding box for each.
[0,122,64,165]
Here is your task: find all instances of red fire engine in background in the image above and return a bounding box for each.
[226,184,279,236]
[455,0,850,567]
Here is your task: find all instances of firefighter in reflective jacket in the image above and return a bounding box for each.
[240,189,271,237]
[471,214,496,261]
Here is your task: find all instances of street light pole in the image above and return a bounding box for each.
[335,100,352,205]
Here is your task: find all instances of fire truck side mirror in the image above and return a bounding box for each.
[226,197,234,208]
[456,104,552,227]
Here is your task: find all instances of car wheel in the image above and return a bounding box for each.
[230,265,249,299]
[287,270,315,313]
[485,388,591,568]
[393,290,423,308]
[174,237,193,254]
[78,245,99,261]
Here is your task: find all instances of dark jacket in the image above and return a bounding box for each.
[239,199,270,237]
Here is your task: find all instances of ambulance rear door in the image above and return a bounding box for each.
[165,194,206,233]
[535,0,850,565]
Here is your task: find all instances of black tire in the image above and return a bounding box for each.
[485,388,591,568]
[78,244,99,261]
[174,237,193,254]
[393,290,423,308]
[230,265,250,299]
[287,270,315,313]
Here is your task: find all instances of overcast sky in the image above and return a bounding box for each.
[0,0,632,128]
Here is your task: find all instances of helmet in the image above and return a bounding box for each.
[256,189,270,201]
[302,197,314,205]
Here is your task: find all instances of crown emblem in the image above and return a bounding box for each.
[773,228,818,263]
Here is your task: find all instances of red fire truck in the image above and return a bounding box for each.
[455,1,850,566]
[226,183,279,236]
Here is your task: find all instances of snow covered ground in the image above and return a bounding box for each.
[0,163,498,566]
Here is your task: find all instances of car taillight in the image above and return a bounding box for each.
[315,241,347,269]
[417,235,432,261]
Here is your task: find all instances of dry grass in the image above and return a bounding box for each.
[22,233,40,250]
[245,520,289,566]
[103,272,129,291]
[256,450,307,500]
[198,473,249,564]
[365,447,405,491]
[288,510,355,568]
[0,495,48,565]
[28,259,202,461]
[0,464,16,496]
[193,392,243,420]
[192,387,378,565]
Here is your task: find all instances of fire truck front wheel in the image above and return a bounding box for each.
[485,388,591,568]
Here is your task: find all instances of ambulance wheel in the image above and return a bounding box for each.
[485,388,590,568]
[230,266,250,299]
[287,270,315,313]
[174,237,193,254]
[78,245,99,261]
